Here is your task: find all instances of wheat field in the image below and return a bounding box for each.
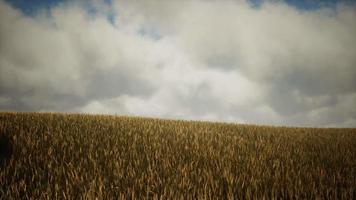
[0,112,355,199]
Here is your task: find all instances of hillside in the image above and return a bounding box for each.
[0,112,355,199]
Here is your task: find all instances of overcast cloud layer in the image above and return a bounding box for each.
[0,0,356,127]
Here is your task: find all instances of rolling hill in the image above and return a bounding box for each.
[0,112,355,199]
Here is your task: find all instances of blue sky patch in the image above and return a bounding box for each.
[248,0,354,10]
[285,0,337,10]
[6,0,353,16]
[5,0,65,16]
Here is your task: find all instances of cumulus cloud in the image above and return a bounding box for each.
[0,0,355,127]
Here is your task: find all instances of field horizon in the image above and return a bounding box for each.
[1,112,355,199]
[1,111,353,129]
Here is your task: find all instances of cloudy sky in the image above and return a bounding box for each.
[0,0,355,127]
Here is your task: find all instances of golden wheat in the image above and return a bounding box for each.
[0,112,355,199]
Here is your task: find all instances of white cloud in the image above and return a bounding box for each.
[0,0,355,127]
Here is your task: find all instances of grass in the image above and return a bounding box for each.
[0,112,355,199]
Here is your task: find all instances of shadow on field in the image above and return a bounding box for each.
[0,131,13,166]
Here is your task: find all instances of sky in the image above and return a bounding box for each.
[0,0,355,127]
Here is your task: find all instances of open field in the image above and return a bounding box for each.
[0,112,355,199]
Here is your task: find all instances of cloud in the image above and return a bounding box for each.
[0,0,156,112]
[0,0,355,127]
